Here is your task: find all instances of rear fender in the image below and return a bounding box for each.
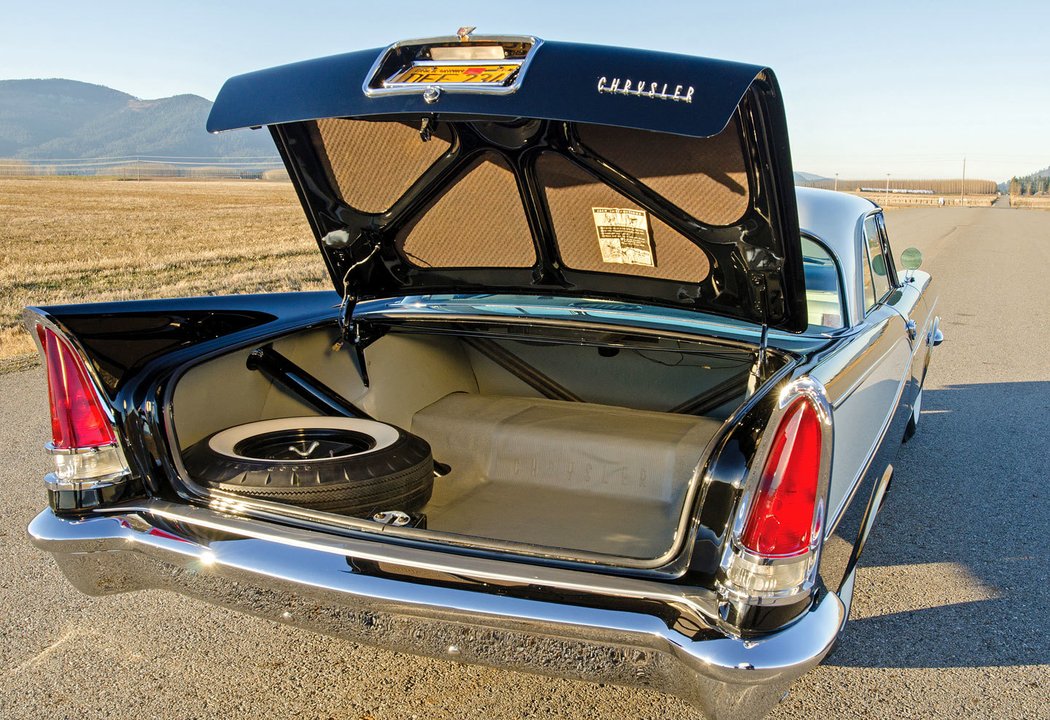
[22,291,341,505]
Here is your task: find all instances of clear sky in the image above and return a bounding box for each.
[3,0,1047,181]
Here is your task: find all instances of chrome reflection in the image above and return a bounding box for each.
[28,506,846,720]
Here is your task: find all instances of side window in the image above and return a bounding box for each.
[875,213,898,284]
[863,215,890,310]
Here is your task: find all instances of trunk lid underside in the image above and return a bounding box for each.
[208,35,807,333]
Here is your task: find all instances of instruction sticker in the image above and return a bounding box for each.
[591,207,654,267]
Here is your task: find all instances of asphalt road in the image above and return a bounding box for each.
[1,206,1047,719]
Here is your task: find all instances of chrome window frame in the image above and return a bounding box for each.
[873,212,901,287]
[862,214,891,310]
[860,211,897,316]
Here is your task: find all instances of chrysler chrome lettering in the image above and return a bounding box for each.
[597,76,695,103]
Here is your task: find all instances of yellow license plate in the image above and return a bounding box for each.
[387,63,520,85]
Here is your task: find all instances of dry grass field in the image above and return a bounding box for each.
[0,177,326,363]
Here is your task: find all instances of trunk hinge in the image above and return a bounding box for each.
[748,271,772,396]
[326,231,383,386]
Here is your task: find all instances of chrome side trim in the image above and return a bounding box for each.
[28,506,845,720]
[829,332,905,410]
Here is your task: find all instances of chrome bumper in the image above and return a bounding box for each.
[28,505,845,720]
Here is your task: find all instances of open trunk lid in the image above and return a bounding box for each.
[208,35,807,332]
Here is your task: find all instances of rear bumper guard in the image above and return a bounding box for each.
[28,505,845,720]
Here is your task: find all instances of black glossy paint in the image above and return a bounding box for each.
[29,293,339,395]
[17,36,947,642]
[27,292,341,505]
[28,286,892,627]
[25,263,927,638]
[47,477,145,515]
[209,41,771,140]
[212,39,806,332]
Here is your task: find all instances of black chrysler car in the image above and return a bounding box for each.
[25,32,939,719]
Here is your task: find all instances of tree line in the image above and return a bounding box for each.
[1009,172,1050,195]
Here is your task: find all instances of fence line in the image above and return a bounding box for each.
[798,177,998,195]
[0,156,287,180]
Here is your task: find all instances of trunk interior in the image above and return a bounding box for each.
[170,321,774,565]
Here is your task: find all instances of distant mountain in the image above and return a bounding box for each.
[0,79,277,159]
[793,171,829,183]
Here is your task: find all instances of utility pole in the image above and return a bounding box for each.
[834,173,839,192]
[885,173,890,206]
[961,157,966,206]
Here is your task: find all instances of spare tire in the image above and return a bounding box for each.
[182,417,434,515]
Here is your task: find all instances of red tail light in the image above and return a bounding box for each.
[36,326,116,450]
[739,398,822,557]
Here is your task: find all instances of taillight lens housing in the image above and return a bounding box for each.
[739,399,823,557]
[35,326,128,489]
[720,379,831,606]
[38,326,116,449]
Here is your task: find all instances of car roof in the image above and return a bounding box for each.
[795,187,878,327]
[796,186,876,252]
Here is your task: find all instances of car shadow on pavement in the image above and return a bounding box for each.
[824,382,1050,669]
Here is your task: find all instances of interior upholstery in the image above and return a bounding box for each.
[413,393,723,558]
[395,152,537,268]
[537,153,713,282]
[312,118,452,213]
[575,117,750,227]
[171,325,751,560]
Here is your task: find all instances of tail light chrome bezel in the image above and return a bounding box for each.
[718,376,834,607]
[26,312,132,494]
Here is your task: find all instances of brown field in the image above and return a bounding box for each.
[0,177,327,363]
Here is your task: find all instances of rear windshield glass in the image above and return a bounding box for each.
[801,236,844,330]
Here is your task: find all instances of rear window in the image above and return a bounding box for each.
[801,236,844,330]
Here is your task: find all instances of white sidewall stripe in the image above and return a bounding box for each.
[208,417,400,463]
